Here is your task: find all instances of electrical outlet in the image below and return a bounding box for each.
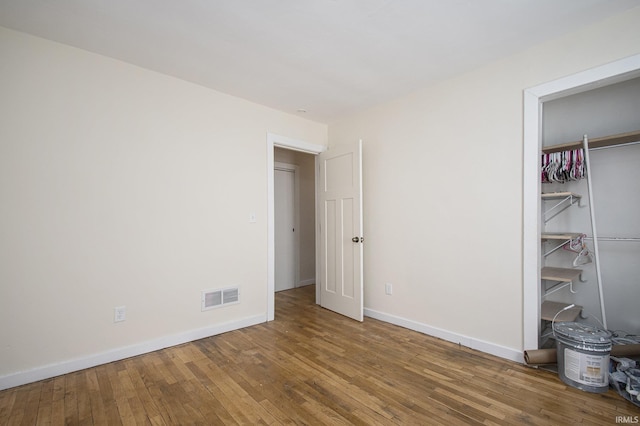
[385,283,393,295]
[114,306,126,322]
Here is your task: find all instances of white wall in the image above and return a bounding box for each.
[0,27,327,387]
[328,6,640,359]
[543,77,640,144]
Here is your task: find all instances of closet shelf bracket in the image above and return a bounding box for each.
[544,280,577,297]
[541,233,583,257]
[541,192,582,223]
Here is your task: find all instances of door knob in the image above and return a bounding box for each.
[352,237,360,243]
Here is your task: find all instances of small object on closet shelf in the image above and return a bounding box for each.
[542,233,585,258]
[541,149,585,183]
[541,266,583,283]
[562,233,586,253]
[541,300,582,322]
[573,248,593,267]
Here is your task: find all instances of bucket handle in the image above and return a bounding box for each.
[552,305,607,340]
[551,304,576,338]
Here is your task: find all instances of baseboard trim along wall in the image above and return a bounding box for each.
[2,309,524,391]
[0,314,266,391]
[298,278,315,287]
[364,308,523,364]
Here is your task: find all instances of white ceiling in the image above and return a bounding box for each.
[1,0,639,123]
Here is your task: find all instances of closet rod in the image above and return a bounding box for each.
[589,140,640,151]
[584,237,640,242]
[541,129,640,154]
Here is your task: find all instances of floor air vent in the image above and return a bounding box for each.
[201,287,240,311]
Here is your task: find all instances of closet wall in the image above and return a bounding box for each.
[541,77,640,334]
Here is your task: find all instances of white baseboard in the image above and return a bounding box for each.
[297,278,315,287]
[2,309,523,391]
[0,314,266,391]
[364,308,523,363]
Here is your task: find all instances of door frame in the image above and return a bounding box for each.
[274,162,300,292]
[267,133,326,321]
[522,54,640,351]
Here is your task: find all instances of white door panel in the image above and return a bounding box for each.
[275,168,296,292]
[318,140,363,321]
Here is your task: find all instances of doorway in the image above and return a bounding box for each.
[266,134,325,321]
[267,134,365,322]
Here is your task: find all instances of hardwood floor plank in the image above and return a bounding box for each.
[3,384,32,425]
[20,383,42,425]
[4,392,22,425]
[184,361,246,425]
[124,357,166,423]
[85,368,108,425]
[114,366,149,425]
[48,376,65,425]
[1,285,638,424]
[62,371,79,425]
[75,371,92,424]
[354,373,470,426]
[258,398,300,425]
[107,365,136,425]
[148,414,167,426]
[34,379,53,425]
[0,384,17,425]
[96,364,123,425]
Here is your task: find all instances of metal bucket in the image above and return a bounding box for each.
[554,322,612,393]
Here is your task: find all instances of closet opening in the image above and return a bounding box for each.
[523,55,640,351]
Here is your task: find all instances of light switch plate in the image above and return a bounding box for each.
[114,306,126,322]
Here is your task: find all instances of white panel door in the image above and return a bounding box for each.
[275,168,296,292]
[318,140,363,321]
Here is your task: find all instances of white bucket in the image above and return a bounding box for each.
[554,322,612,393]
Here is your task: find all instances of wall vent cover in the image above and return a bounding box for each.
[222,288,239,304]
[202,287,240,311]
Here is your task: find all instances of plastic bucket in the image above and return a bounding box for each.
[554,322,612,393]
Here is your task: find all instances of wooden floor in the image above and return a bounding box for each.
[0,285,636,425]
